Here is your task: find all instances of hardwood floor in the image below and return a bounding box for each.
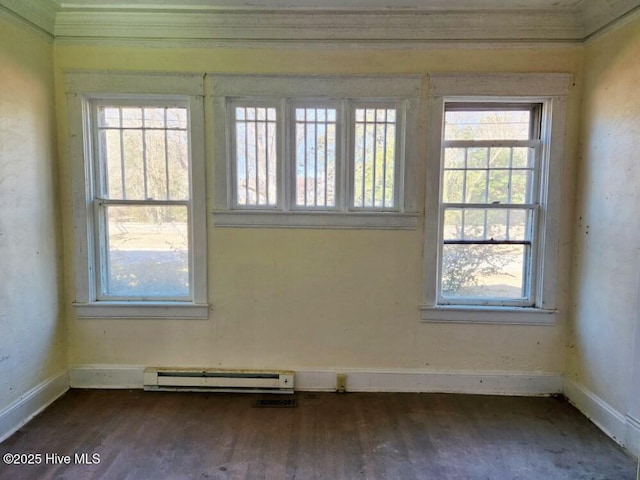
[0,390,636,479]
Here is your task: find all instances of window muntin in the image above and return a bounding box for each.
[438,103,542,306]
[353,107,397,209]
[232,105,278,208]
[93,101,193,301]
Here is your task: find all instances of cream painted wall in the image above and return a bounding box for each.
[0,18,66,409]
[568,15,640,414]
[54,44,582,374]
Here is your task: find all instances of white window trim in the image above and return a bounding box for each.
[66,71,208,319]
[421,73,572,325]
[208,74,421,229]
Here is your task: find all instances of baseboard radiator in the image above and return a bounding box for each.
[143,368,295,394]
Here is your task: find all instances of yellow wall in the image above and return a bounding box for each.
[54,44,582,374]
[0,17,66,410]
[568,15,640,415]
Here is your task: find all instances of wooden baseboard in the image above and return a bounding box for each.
[69,364,562,396]
[564,378,640,459]
[0,371,69,443]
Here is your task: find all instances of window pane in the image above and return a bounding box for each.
[100,129,123,199]
[295,108,337,208]
[442,170,464,203]
[353,108,396,208]
[235,106,277,206]
[441,244,527,299]
[98,106,189,201]
[166,130,190,200]
[104,205,189,298]
[443,208,533,242]
[444,109,532,141]
[442,208,462,240]
[487,168,509,204]
[467,147,488,169]
[443,148,465,169]
[465,170,487,203]
[166,108,187,129]
[490,147,511,167]
[98,107,120,128]
[146,129,167,200]
[144,108,165,128]
[122,130,145,199]
[510,169,532,204]
[121,107,143,128]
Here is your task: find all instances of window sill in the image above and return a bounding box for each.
[212,210,419,230]
[420,305,557,325]
[73,302,209,319]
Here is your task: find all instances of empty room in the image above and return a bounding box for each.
[1,0,639,478]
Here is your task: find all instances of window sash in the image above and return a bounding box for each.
[438,244,534,306]
[93,200,192,302]
[437,204,539,306]
[92,101,191,202]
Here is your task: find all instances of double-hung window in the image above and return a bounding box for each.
[210,75,420,229]
[67,72,207,318]
[422,73,571,324]
[93,101,191,300]
[440,103,541,306]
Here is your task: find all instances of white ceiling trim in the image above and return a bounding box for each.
[56,0,585,10]
[2,0,640,46]
[52,10,584,44]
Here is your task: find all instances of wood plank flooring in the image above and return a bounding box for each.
[0,389,636,479]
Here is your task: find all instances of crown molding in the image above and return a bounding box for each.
[54,0,584,11]
[1,0,639,47]
[53,10,584,44]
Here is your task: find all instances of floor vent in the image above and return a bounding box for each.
[253,398,298,408]
[143,368,294,394]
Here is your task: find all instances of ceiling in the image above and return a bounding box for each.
[2,0,639,45]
